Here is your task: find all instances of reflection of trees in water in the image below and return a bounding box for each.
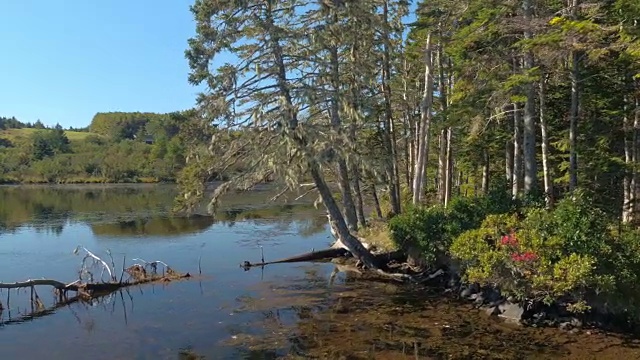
[0,185,176,233]
[91,216,216,237]
[0,186,326,237]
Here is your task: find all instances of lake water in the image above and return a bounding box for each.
[1,184,640,359]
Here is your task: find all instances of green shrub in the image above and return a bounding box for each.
[388,194,503,265]
[388,205,447,264]
[450,193,624,311]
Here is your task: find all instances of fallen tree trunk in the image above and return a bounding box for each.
[0,271,191,298]
[241,248,407,270]
[241,247,351,269]
[0,247,193,328]
[0,279,70,290]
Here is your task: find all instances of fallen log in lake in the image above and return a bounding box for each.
[0,246,192,325]
[241,247,352,270]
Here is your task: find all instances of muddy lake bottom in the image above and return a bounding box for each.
[1,184,640,359]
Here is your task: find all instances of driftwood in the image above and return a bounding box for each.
[241,247,351,270]
[240,242,442,284]
[0,246,192,326]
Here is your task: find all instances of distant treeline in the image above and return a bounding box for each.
[0,116,87,132]
[0,111,223,184]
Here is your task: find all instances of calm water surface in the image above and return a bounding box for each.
[1,184,640,360]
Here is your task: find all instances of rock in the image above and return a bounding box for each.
[559,322,572,331]
[460,284,479,298]
[483,287,502,304]
[447,274,460,289]
[571,317,583,328]
[473,293,486,306]
[485,305,499,316]
[498,302,525,323]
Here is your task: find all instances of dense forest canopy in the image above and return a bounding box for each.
[177,0,639,221]
[174,0,640,277]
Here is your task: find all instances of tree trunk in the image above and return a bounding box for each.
[539,75,554,208]
[505,140,514,185]
[482,149,490,194]
[522,0,537,195]
[437,41,449,205]
[512,102,522,198]
[402,59,413,192]
[371,182,384,219]
[444,127,453,207]
[456,169,463,197]
[337,161,357,231]
[412,33,434,205]
[505,105,514,186]
[264,1,379,268]
[310,165,383,270]
[351,166,367,228]
[568,0,580,191]
[438,129,447,203]
[623,94,632,223]
[632,94,640,223]
[381,0,401,215]
[327,10,358,231]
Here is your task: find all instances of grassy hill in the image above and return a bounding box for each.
[0,128,100,142]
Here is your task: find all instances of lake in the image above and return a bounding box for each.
[1,184,640,359]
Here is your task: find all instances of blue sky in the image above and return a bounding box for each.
[0,1,417,129]
[0,0,199,128]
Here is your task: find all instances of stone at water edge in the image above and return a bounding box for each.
[485,305,500,316]
[498,302,525,323]
[460,283,479,299]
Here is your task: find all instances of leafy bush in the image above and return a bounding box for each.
[450,192,627,312]
[388,205,447,263]
[388,193,510,265]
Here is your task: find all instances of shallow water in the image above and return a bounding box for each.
[1,184,640,359]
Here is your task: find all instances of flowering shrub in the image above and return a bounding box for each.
[450,197,612,310]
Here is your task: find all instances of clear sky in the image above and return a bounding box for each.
[0,1,417,129]
[0,0,200,128]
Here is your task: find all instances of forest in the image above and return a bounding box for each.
[0,111,212,184]
[176,0,640,325]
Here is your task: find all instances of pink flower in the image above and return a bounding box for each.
[500,232,518,246]
[511,251,538,262]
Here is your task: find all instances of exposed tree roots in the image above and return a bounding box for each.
[240,243,442,284]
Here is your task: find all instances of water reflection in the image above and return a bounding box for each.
[0,184,327,238]
[4,185,640,359]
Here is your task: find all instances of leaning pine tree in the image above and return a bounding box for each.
[180,0,390,271]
